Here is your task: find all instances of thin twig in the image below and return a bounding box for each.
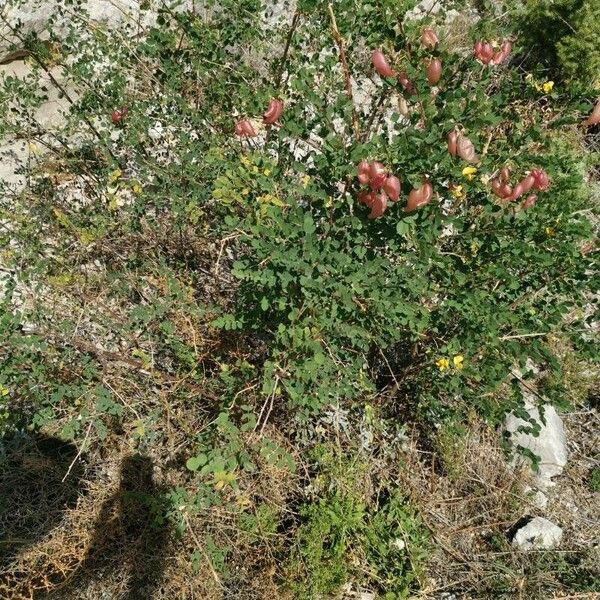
[327,3,360,139]
[184,515,224,589]
[62,420,92,482]
[275,11,301,89]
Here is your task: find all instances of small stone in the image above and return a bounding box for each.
[512,517,563,550]
[505,400,568,488]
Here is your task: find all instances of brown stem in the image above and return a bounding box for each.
[327,3,360,140]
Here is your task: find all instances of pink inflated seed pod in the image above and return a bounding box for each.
[234,119,257,137]
[474,41,494,64]
[457,134,478,163]
[421,180,433,205]
[447,131,458,156]
[583,100,600,127]
[368,191,388,218]
[263,99,284,124]
[358,190,376,207]
[397,71,416,95]
[421,29,439,49]
[520,174,536,193]
[510,181,526,201]
[491,40,512,65]
[369,161,387,190]
[372,49,395,78]
[405,186,424,212]
[427,58,442,85]
[499,167,510,183]
[491,178,504,198]
[521,194,537,209]
[111,107,128,124]
[500,183,512,199]
[383,175,401,201]
[357,160,371,185]
[531,168,550,190]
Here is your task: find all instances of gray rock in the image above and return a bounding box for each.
[505,400,568,488]
[512,517,563,550]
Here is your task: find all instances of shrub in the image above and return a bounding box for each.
[510,0,600,89]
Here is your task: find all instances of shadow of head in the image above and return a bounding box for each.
[0,433,84,568]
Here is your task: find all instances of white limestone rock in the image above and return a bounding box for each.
[512,517,563,550]
[505,399,568,488]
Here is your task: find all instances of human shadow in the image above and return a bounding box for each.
[48,453,170,600]
[0,433,84,572]
[0,435,170,599]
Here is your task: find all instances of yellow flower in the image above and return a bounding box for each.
[0,385,9,397]
[462,166,478,181]
[132,183,142,195]
[453,355,464,370]
[241,188,250,196]
[263,168,271,176]
[108,168,122,184]
[301,175,311,188]
[451,185,464,199]
[436,357,450,371]
[545,226,555,237]
[542,81,554,93]
[240,154,252,167]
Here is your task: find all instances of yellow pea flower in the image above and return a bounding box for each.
[263,168,272,176]
[451,185,464,199]
[462,166,478,181]
[0,385,9,397]
[436,357,450,371]
[542,81,554,93]
[453,355,464,370]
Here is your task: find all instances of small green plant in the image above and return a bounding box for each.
[589,466,600,493]
[285,445,428,599]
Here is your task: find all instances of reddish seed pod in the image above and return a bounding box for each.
[357,160,371,185]
[368,192,388,218]
[358,190,376,207]
[397,71,416,95]
[369,161,387,190]
[499,167,510,183]
[521,194,537,210]
[521,174,536,193]
[234,119,258,137]
[491,40,512,65]
[405,186,424,212]
[510,181,526,201]
[583,100,600,127]
[383,175,401,201]
[474,41,494,64]
[372,49,395,78]
[500,183,513,198]
[405,180,433,212]
[427,58,442,85]
[457,134,478,163]
[491,178,504,197]
[421,180,433,205]
[447,131,458,156]
[421,29,439,49]
[531,168,550,190]
[263,99,284,124]
[111,107,128,124]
